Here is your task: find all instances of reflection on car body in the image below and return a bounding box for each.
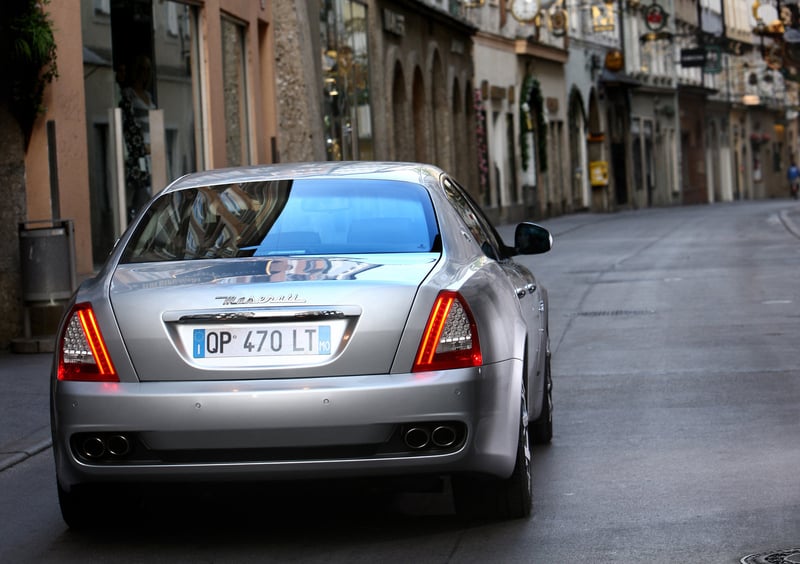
[50,161,554,527]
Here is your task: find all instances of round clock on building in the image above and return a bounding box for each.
[510,0,540,24]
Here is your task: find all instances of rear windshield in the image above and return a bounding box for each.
[120,178,440,263]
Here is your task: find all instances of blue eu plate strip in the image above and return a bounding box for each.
[319,326,331,354]
[193,329,205,358]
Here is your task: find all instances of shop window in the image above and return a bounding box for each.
[167,3,180,37]
[773,142,783,172]
[644,120,654,198]
[506,112,519,203]
[632,118,643,191]
[152,3,204,188]
[320,0,373,161]
[94,0,110,16]
[221,16,251,167]
[82,0,204,266]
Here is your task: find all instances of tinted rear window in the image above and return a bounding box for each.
[120,179,440,263]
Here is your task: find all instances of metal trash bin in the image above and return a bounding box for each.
[19,219,77,305]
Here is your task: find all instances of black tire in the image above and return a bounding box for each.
[530,353,553,444]
[57,482,137,529]
[57,482,101,529]
[453,386,532,520]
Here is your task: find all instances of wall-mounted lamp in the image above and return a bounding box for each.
[743,94,761,105]
[605,50,624,72]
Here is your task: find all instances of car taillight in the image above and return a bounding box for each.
[57,303,119,382]
[413,291,482,372]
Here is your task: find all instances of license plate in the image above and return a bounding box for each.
[192,325,331,358]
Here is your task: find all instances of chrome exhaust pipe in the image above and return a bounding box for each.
[81,436,106,459]
[404,427,430,449]
[431,425,457,448]
[107,435,131,457]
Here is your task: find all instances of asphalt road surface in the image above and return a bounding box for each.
[2,200,798,563]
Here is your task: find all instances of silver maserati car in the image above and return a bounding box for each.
[51,161,553,527]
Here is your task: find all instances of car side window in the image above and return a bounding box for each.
[441,176,504,260]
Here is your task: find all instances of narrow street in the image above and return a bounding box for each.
[514,200,800,562]
[1,200,799,563]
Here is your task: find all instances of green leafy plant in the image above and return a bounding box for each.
[0,0,58,149]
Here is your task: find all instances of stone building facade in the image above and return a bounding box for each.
[3,0,279,349]
[3,0,799,349]
[0,105,26,345]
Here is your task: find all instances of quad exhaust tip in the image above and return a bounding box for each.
[431,425,457,447]
[78,434,132,460]
[107,435,131,456]
[404,427,431,449]
[402,423,463,451]
[81,436,106,459]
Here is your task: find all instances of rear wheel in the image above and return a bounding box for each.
[453,385,532,519]
[531,353,553,444]
[57,482,101,529]
[57,482,136,529]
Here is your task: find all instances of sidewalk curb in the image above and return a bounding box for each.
[0,438,52,472]
[779,208,800,239]
[0,350,53,474]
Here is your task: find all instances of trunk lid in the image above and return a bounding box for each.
[109,255,438,381]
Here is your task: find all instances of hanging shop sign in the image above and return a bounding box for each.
[592,2,615,33]
[548,1,568,37]
[680,48,706,68]
[645,3,667,32]
[704,45,722,74]
[589,161,609,187]
[605,50,624,72]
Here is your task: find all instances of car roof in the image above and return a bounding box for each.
[163,161,445,193]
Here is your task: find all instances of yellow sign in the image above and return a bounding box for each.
[590,161,609,187]
[592,2,615,32]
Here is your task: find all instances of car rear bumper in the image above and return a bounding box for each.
[52,360,522,489]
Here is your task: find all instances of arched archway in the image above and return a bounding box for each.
[588,89,602,139]
[412,66,428,162]
[391,61,411,161]
[431,50,449,169]
[452,77,466,179]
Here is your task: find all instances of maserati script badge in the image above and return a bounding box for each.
[215,294,307,305]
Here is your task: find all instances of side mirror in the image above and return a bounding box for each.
[514,222,553,255]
